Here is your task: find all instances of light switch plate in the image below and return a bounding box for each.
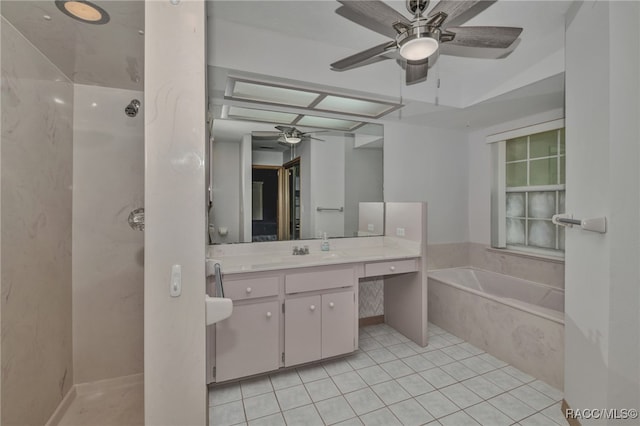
[367,223,374,231]
[396,227,405,237]
[170,264,181,297]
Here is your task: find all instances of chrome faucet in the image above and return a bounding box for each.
[292,245,310,255]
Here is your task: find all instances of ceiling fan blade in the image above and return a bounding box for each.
[406,59,428,85]
[337,1,410,35]
[274,125,294,133]
[336,6,398,39]
[427,0,496,27]
[444,26,523,48]
[308,136,326,141]
[331,41,396,70]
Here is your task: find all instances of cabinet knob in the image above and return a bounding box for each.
[266,311,272,318]
[329,302,335,308]
[310,305,316,311]
[389,266,396,271]
[246,287,252,294]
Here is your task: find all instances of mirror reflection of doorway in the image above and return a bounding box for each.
[251,166,282,242]
[284,158,301,241]
[251,159,301,242]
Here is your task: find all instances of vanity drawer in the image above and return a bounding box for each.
[285,266,355,294]
[364,259,418,277]
[224,276,279,301]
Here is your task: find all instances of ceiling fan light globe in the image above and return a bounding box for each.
[399,37,439,61]
[284,136,302,144]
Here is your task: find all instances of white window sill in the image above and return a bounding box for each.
[486,246,565,264]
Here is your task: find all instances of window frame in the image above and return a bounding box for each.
[489,119,565,257]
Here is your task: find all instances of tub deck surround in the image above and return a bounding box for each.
[428,267,564,390]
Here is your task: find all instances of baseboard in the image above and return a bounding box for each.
[359,315,384,327]
[562,399,581,426]
[75,373,144,395]
[45,386,77,426]
[45,373,144,426]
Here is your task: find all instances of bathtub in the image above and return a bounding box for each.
[428,267,564,390]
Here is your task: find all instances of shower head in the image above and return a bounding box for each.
[125,99,141,117]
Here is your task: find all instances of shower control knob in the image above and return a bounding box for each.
[266,312,272,318]
[310,305,316,311]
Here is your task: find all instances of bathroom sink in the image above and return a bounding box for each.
[206,295,232,325]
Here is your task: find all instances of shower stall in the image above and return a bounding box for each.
[1,2,145,424]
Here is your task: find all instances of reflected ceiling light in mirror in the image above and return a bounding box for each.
[225,77,402,119]
[224,105,298,125]
[232,81,319,108]
[282,135,302,144]
[297,115,362,131]
[55,0,110,24]
[315,95,397,117]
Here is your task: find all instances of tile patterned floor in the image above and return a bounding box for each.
[209,323,568,426]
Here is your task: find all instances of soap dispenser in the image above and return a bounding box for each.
[321,232,330,251]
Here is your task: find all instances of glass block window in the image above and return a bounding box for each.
[504,128,565,252]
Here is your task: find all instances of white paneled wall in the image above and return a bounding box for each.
[72,84,144,384]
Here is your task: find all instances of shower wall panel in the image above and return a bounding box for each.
[1,18,74,426]
[72,84,144,384]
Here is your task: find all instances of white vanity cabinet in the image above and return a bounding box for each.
[211,264,358,383]
[215,300,281,382]
[284,290,355,367]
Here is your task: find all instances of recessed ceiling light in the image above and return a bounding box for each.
[54,1,110,25]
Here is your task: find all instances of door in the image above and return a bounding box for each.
[322,291,355,358]
[284,295,321,366]
[215,301,280,382]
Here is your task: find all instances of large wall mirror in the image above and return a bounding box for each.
[209,114,384,244]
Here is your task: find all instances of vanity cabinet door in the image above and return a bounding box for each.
[216,300,280,382]
[284,295,321,366]
[322,291,355,358]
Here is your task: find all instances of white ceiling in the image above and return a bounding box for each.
[1,0,569,128]
[1,0,144,91]
[208,0,570,129]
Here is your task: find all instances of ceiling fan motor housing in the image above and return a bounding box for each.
[406,0,429,15]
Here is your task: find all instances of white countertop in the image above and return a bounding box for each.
[207,238,421,275]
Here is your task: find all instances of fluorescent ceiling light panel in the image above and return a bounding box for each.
[232,81,320,107]
[315,95,396,117]
[227,106,297,124]
[297,115,362,131]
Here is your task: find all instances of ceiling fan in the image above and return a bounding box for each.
[252,126,326,145]
[331,0,523,85]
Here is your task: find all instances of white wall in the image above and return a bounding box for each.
[72,84,144,384]
[311,135,346,238]
[144,1,207,424]
[1,19,74,425]
[252,150,283,166]
[467,108,564,244]
[344,137,383,238]
[211,140,240,244]
[564,0,640,418]
[383,121,468,244]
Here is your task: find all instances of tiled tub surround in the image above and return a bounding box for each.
[427,242,564,290]
[428,268,564,390]
[209,323,568,426]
